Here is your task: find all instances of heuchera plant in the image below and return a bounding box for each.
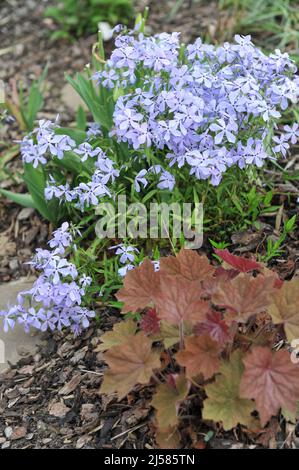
[99,249,299,448]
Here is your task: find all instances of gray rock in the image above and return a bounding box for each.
[0,278,42,372]
[17,207,35,221]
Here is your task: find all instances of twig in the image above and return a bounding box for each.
[111,423,147,441]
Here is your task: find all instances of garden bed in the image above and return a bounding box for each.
[1,0,299,451]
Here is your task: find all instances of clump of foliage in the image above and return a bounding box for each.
[99,248,299,448]
[45,0,134,39]
[14,27,299,229]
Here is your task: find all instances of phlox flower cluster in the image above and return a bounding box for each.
[94,30,299,186]
[0,223,95,336]
[20,118,113,211]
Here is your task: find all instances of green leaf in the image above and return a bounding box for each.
[151,375,189,428]
[55,127,86,145]
[203,350,255,430]
[285,215,296,233]
[76,106,87,130]
[23,164,57,223]
[0,189,35,208]
[54,150,83,174]
[66,73,113,130]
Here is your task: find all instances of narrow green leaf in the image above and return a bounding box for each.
[0,189,35,208]
[23,164,57,223]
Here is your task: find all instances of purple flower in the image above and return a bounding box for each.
[74,142,94,162]
[272,135,290,157]
[157,170,175,191]
[118,264,135,277]
[114,244,139,264]
[283,123,299,145]
[79,274,92,288]
[49,222,72,254]
[134,169,148,192]
[86,122,102,139]
[210,119,238,144]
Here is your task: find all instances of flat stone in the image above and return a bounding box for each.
[0,278,42,373]
[60,83,87,112]
[17,207,35,221]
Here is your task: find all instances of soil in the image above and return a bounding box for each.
[0,0,299,449]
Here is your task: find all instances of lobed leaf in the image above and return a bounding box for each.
[240,346,299,427]
[195,311,230,345]
[268,279,299,341]
[151,374,189,428]
[203,350,255,430]
[116,259,160,313]
[160,249,215,283]
[212,273,275,323]
[154,275,209,326]
[96,319,137,352]
[176,334,221,380]
[101,332,161,399]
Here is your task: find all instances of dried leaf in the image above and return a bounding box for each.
[101,332,161,399]
[155,275,209,325]
[212,273,274,323]
[176,335,221,379]
[116,259,160,313]
[268,279,299,341]
[151,374,189,428]
[96,319,137,352]
[240,347,299,426]
[203,350,255,430]
[215,249,261,272]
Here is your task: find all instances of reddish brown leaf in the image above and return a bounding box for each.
[176,249,215,281]
[240,347,299,426]
[195,311,230,345]
[154,275,209,325]
[159,255,181,276]
[160,249,215,283]
[215,249,261,272]
[212,273,275,323]
[101,332,161,399]
[116,259,160,313]
[176,334,221,379]
[151,374,189,428]
[268,279,299,341]
[140,308,160,335]
[215,266,239,280]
